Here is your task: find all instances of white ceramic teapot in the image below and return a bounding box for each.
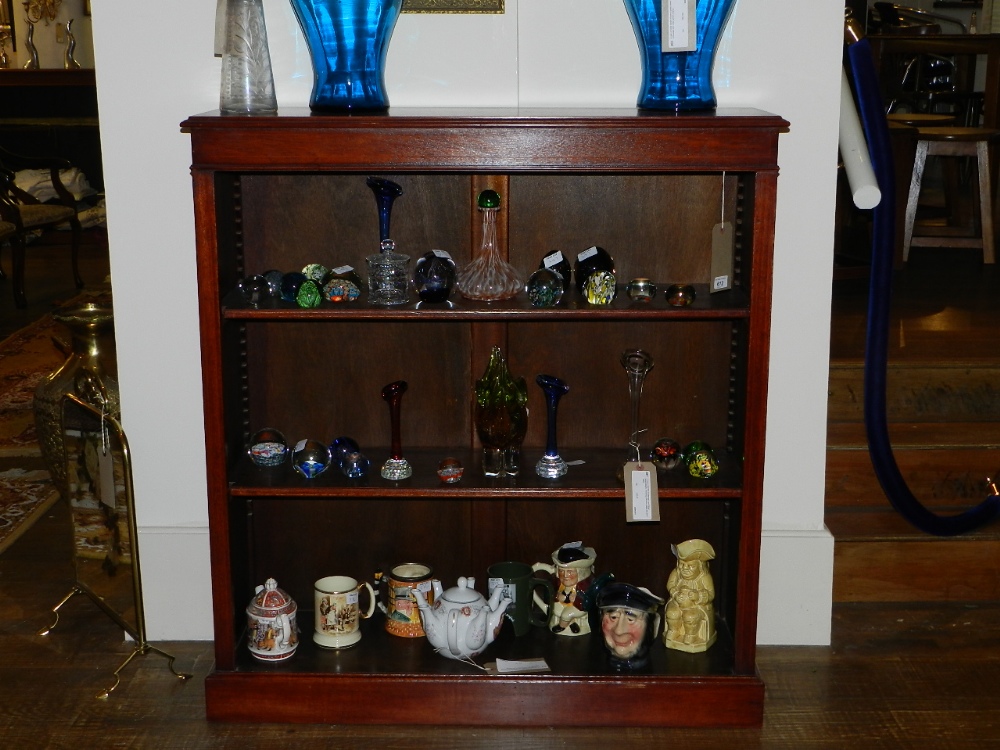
[412,576,510,660]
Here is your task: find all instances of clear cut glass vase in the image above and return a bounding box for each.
[622,0,736,110]
[220,0,278,114]
[289,0,404,112]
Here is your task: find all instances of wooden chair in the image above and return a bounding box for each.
[0,149,83,308]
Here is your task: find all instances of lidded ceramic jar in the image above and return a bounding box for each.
[246,578,299,662]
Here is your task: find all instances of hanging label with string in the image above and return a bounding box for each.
[663,0,697,52]
[711,171,734,293]
[624,461,660,522]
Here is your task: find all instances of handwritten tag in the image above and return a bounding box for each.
[663,0,697,52]
[624,461,660,522]
[487,657,551,674]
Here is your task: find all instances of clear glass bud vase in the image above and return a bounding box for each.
[220,0,278,114]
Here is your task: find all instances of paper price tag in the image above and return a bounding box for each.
[624,461,660,522]
[710,221,734,293]
[663,0,697,52]
[99,445,116,510]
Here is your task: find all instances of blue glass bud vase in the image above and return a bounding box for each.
[535,375,570,479]
[289,0,403,111]
[622,0,736,110]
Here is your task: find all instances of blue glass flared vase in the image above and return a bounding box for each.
[622,0,736,110]
[289,0,403,111]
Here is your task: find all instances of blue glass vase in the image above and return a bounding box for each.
[622,0,736,110]
[289,0,403,111]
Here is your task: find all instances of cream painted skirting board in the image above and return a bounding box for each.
[757,527,835,646]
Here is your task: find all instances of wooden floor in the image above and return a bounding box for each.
[3,236,1000,745]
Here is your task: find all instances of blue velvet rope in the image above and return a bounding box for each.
[845,39,1000,536]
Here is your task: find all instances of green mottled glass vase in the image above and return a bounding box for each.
[474,347,528,477]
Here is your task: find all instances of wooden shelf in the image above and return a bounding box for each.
[184,107,785,728]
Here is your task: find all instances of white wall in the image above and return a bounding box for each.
[90,0,841,644]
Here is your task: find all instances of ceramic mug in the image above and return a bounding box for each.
[487,561,554,637]
[381,563,434,637]
[313,575,376,649]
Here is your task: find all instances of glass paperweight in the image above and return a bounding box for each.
[302,264,329,284]
[341,451,370,479]
[474,346,528,477]
[437,457,464,484]
[535,374,570,479]
[367,240,411,306]
[458,190,523,302]
[539,250,572,294]
[367,177,403,243]
[330,436,361,466]
[248,428,289,467]
[575,246,614,294]
[667,284,696,307]
[526,268,565,308]
[280,272,307,302]
[627,278,657,302]
[296,279,322,309]
[651,437,683,471]
[684,441,719,478]
[381,380,412,480]
[292,439,332,479]
[262,270,284,296]
[238,275,271,307]
[322,266,364,303]
[584,271,617,305]
[413,250,457,303]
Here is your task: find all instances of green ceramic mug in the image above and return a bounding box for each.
[487,561,554,637]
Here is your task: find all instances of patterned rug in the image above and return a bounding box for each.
[0,315,67,554]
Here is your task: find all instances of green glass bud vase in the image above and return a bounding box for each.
[474,346,528,477]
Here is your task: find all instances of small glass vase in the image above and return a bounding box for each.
[474,347,528,477]
[622,0,737,110]
[535,374,570,479]
[219,0,278,115]
[381,380,412,480]
[458,190,523,302]
[289,0,404,112]
[619,349,654,479]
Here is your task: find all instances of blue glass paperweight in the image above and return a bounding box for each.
[280,272,307,302]
[413,250,456,303]
[340,451,370,478]
[289,0,404,112]
[292,439,333,479]
[622,0,737,110]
